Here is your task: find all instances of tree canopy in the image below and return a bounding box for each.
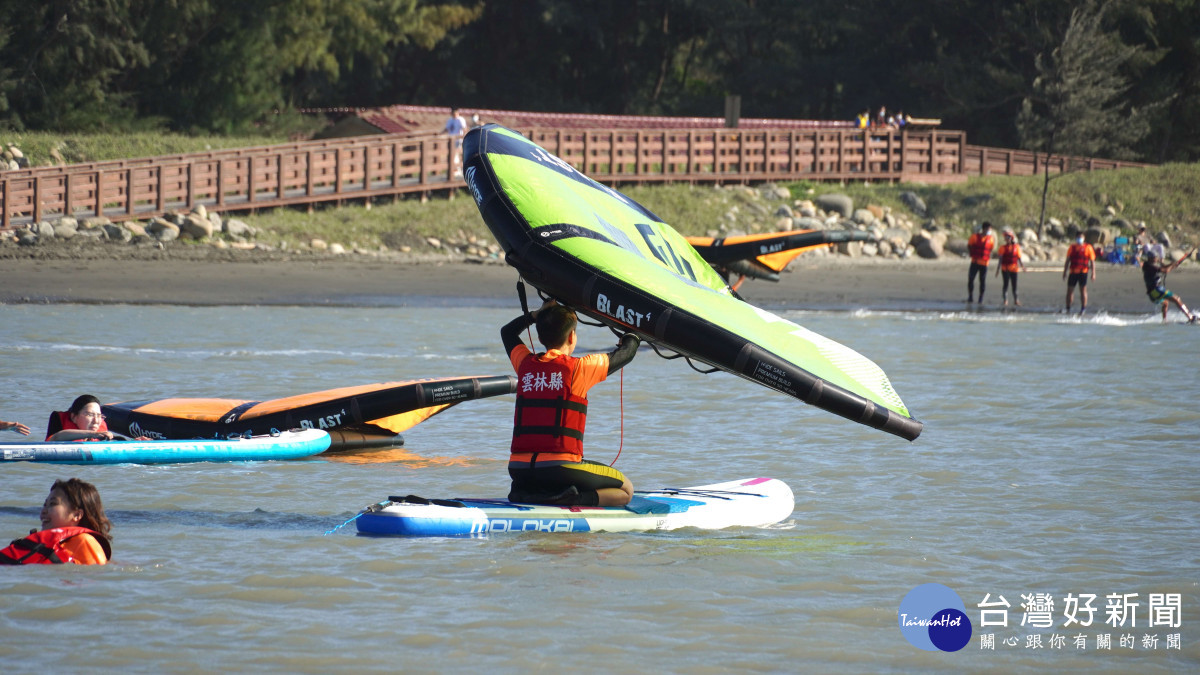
[0,0,1196,162]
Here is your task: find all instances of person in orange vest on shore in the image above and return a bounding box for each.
[500,298,640,506]
[2,478,112,565]
[966,222,996,304]
[995,228,1028,307]
[1063,231,1097,314]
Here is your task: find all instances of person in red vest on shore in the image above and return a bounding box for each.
[500,298,640,506]
[1064,232,1097,314]
[966,222,996,304]
[2,478,111,565]
[995,229,1028,307]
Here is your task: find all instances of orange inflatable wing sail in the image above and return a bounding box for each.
[101,375,517,447]
[367,403,455,435]
[687,229,876,282]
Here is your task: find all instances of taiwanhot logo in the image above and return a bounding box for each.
[898,583,973,652]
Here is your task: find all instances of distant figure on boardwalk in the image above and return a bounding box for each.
[1063,233,1096,314]
[995,229,1027,306]
[444,107,467,177]
[1142,248,1196,323]
[966,222,995,304]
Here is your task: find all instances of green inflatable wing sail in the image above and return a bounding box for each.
[465,125,922,441]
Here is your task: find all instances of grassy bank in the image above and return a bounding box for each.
[4,130,1197,249]
[234,163,1200,252]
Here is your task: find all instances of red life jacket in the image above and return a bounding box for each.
[1067,243,1094,274]
[968,233,995,266]
[510,351,588,462]
[999,242,1022,272]
[0,527,111,565]
[45,410,108,441]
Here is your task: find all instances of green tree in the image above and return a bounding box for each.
[1016,0,1151,231]
[0,0,150,130]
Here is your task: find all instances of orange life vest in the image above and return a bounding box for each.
[45,410,108,441]
[0,527,111,565]
[510,352,588,462]
[968,233,995,266]
[1067,243,1094,274]
[999,243,1022,273]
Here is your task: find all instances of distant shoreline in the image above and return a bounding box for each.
[1,248,1194,316]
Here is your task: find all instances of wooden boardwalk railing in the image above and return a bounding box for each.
[963,145,1149,176]
[0,126,1145,229]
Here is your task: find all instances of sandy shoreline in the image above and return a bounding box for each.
[2,249,1196,316]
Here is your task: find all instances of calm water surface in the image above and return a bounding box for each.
[1,302,1197,673]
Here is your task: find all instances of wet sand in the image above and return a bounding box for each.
[1,252,1195,316]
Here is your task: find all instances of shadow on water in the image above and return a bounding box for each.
[0,505,337,532]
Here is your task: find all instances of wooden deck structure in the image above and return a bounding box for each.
[0,126,1149,229]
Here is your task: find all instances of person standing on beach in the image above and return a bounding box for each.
[1063,232,1096,314]
[1143,248,1196,323]
[995,229,1027,306]
[966,222,995,304]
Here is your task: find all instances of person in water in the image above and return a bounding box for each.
[995,228,1028,307]
[1142,248,1196,323]
[501,298,640,506]
[1063,232,1096,314]
[1,419,30,435]
[1,478,112,565]
[45,395,118,441]
[966,222,995,304]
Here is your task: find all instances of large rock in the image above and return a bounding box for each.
[943,236,969,258]
[852,208,877,226]
[54,217,78,239]
[815,193,853,218]
[224,218,254,240]
[899,191,927,217]
[793,216,825,231]
[180,214,214,239]
[31,221,55,240]
[147,217,180,242]
[912,230,944,259]
[836,239,864,257]
[103,224,133,242]
[81,216,111,231]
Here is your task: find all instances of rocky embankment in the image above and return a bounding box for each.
[1,183,1192,266]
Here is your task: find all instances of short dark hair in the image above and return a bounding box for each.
[67,394,101,414]
[536,305,577,349]
[981,221,992,231]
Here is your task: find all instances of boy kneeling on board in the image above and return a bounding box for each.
[501,299,640,506]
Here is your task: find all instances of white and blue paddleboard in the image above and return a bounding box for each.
[0,429,330,464]
[355,477,794,536]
